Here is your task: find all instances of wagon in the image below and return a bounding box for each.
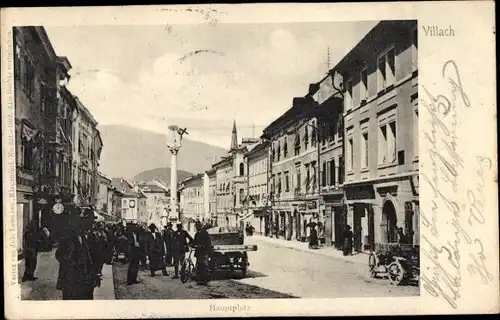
[206,226,258,279]
[368,242,420,285]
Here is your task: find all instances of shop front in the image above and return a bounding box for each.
[293,199,319,242]
[322,193,347,248]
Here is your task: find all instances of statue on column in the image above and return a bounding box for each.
[166,125,188,154]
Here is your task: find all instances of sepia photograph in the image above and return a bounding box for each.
[2,2,497,318]
[13,20,419,301]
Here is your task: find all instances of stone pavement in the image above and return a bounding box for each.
[249,235,369,265]
[19,248,115,300]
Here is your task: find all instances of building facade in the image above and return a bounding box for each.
[263,97,325,242]
[95,172,111,213]
[72,97,99,206]
[136,180,170,228]
[333,20,419,251]
[179,173,204,231]
[213,156,235,227]
[111,178,143,223]
[206,168,217,226]
[310,75,346,248]
[14,27,80,248]
[243,141,270,235]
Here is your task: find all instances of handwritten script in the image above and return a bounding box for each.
[420,60,493,309]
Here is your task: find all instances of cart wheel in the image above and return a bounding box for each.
[388,260,405,285]
[368,252,377,278]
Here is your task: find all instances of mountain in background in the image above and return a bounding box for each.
[132,167,193,184]
[98,125,228,181]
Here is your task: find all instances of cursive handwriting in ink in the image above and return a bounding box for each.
[442,60,471,108]
[421,235,462,309]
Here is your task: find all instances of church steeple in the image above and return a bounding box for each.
[230,119,238,150]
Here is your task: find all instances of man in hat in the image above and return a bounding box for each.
[162,222,174,267]
[126,222,142,285]
[146,223,169,277]
[22,219,41,282]
[193,220,213,285]
[56,207,101,299]
[171,223,193,279]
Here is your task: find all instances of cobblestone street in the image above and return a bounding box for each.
[112,261,296,300]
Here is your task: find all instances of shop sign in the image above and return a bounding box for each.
[38,198,48,205]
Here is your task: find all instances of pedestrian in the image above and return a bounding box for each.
[171,223,193,279]
[146,223,169,277]
[309,224,319,249]
[343,225,354,256]
[126,223,142,285]
[22,220,41,282]
[104,224,115,264]
[193,220,213,285]
[162,223,174,267]
[56,208,101,300]
[95,222,108,274]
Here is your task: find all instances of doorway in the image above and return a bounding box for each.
[381,200,398,243]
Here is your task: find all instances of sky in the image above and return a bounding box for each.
[45,21,378,149]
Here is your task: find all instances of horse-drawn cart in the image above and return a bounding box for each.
[368,242,420,285]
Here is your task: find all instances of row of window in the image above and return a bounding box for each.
[345,28,417,111]
[345,108,418,172]
[248,158,267,176]
[271,119,343,164]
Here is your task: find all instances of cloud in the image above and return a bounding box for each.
[58,23,376,149]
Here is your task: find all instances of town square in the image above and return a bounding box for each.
[13,20,420,300]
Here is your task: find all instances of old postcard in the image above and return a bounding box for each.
[1,2,498,318]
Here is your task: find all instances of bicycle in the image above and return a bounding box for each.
[180,247,196,283]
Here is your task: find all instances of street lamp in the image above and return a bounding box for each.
[166,125,188,227]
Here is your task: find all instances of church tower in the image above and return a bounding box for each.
[230,119,238,151]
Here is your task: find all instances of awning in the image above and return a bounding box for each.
[253,210,270,217]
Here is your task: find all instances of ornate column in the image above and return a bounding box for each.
[166,125,187,227]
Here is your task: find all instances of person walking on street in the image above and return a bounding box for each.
[343,225,354,256]
[22,220,41,282]
[162,223,174,267]
[146,223,169,277]
[126,223,142,285]
[171,223,193,279]
[95,222,108,274]
[56,208,101,300]
[193,220,213,285]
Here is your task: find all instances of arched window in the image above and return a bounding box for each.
[239,162,244,176]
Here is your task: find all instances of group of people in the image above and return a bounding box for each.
[123,220,213,286]
[21,204,215,300]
